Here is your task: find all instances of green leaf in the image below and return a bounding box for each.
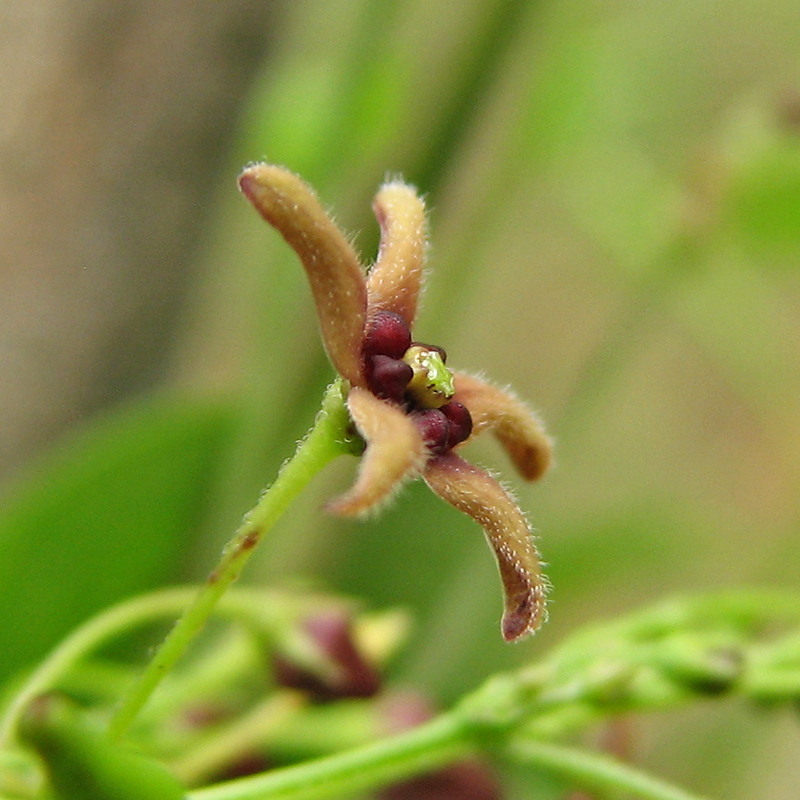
[0,393,235,683]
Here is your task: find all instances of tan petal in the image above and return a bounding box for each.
[328,387,427,517]
[366,180,427,326]
[424,452,546,641]
[452,372,553,481]
[239,164,367,386]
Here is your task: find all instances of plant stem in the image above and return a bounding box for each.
[107,381,353,740]
[188,712,472,800]
[0,588,198,749]
[507,739,713,800]
[173,692,305,786]
[0,586,302,750]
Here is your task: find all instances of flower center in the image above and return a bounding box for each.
[362,311,473,454]
[402,345,455,409]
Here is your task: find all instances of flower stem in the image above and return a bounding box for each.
[107,381,354,740]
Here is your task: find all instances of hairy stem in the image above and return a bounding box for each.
[108,381,354,740]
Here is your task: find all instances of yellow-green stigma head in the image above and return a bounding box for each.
[402,345,455,409]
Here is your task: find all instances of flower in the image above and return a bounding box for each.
[239,164,553,642]
[272,607,381,701]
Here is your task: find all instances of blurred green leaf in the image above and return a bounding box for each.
[0,394,235,683]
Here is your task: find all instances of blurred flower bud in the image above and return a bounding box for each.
[378,691,503,800]
[272,609,381,701]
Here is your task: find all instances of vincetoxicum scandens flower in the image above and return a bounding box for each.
[238,164,553,642]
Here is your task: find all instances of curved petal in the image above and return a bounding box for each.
[327,387,426,517]
[423,452,546,641]
[452,372,553,481]
[366,180,427,327]
[239,164,367,387]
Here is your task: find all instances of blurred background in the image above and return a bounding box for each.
[1,0,799,797]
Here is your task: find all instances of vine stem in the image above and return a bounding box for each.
[188,712,472,800]
[0,586,313,751]
[0,588,198,749]
[508,739,712,800]
[107,381,353,740]
[182,708,713,800]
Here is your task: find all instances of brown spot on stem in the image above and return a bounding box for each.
[239,529,260,551]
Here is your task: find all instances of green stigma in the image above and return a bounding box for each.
[403,345,455,408]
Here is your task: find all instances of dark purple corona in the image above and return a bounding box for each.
[442,401,473,446]
[361,311,473,456]
[363,311,412,360]
[367,355,413,403]
[412,408,450,454]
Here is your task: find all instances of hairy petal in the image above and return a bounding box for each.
[328,388,426,516]
[366,181,427,326]
[424,452,546,641]
[239,163,367,386]
[452,372,553,481]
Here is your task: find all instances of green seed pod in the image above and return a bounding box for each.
[20,695,185,800]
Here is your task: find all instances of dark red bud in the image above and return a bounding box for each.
[304,612,381,699]
[441,402,473,447]
[413,409,450,454]
[364,311,412,360]
[272,611,380,702]
[367,355,413,403]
